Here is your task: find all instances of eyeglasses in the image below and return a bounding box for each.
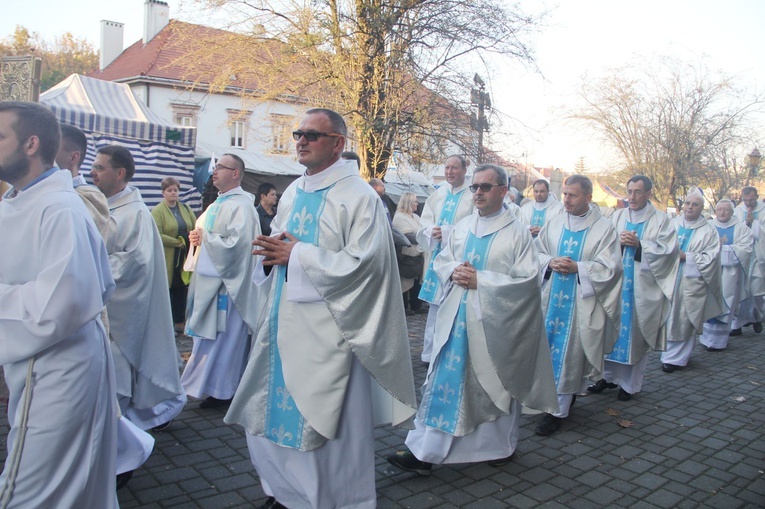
[469,183,505,193]
[213,163,238,171]
[292,131,343,142]
[626,189,647,196]
[91,164,117,172]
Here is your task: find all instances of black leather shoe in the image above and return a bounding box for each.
[729,328,743,337]
[587,379,618,393]
[617,388,632,401]
[534,414,562,436]
[199,397,232,409]
[662,363,681,373]
[116,470,133,490]
[387,451,432,475]
[257,497,287,509]
[754,322,763,333]
[152,419,172,432]
[707,346,725,352]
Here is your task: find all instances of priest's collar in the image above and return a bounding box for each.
[451,180,470,193]
[301,157,355,192]
[107,185,133,206]
[218,185,244,197]
[478,204,506,220]
[566,206,592,231]
[680,215,707,228]
[534,196,552,210]
[628,203,649,223]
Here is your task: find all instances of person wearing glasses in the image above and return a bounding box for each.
[417,154,474,364]
[660,188,723,373]
[588,175,679,401]
[534,174,623,436]
[225,108,416,509]
[181,154,261,409]
[92,145,187,434]
[519,178,564,237]
[387,164,558,475]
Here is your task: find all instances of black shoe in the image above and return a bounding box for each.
[257,497,287,509]
[617,388,632,401]
[729,328,743,337]
[386,451,432,475]
[116,470,133,490]
[707,346,725,352]
[754,322,763,333]
[487,453,514,467]
[662,363,681,373]
[199,396,232,409]
[587,379,618,394]
[151,419,173,432]
[534,414,562,436]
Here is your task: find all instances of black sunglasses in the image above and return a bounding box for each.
[292,131,343,142]
[469,183,505,193]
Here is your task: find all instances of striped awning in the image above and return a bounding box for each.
[41,74,196,147]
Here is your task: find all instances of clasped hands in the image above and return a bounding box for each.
[252,232,299,266]
[549,256,578,276]
[619,230,640,248]
[451,261,477,289]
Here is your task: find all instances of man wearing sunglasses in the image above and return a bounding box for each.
[226,108,416,509]
[181,154,261,410]
[417,155,474,364]
[535,174,623,436]
[388,164,558,475]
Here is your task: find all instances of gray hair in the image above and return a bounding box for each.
[565,174,593,195]
[474,164,508,187]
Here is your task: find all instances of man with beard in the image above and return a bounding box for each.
[660,188,723,372]
[588,175,679,401]
[418,155,474,363]
[0,101,118,507]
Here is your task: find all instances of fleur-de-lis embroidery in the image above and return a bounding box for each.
[276,386,293,411]
[438,382,456,404]
[624,256,634,268]
[678,233,687,245]
[550,344,562,360]
[563,237,579,255]
[444,200,456,212]
[270,424,294,445]
[625,278,633,288]
[445,349,462,371]
[455,320,467,336]
[553,290,570,308]
[621,324,629,334]
[422,278,436,293]
[548,317,566,335]
[292,206,314,236]
[430,414,450,430]
[466,248,481,265]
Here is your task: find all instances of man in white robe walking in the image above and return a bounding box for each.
[731,186,765,335]
[700,199,751,351]
[386,164,558,475]
[225,108,417,509]
[181,153,261,408]
[0,101,118,508]
[519,178,564,237]
[660,188,723,372]
[535,175,623,436]
[588,175,679,401]
[93,145,187,429]
[418,155,474,363]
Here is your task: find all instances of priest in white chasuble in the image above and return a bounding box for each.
[660,187,723,372]
[535,174,623,436]
[417,154,474,363]
[589,175,679,401]
[387,164,558,475]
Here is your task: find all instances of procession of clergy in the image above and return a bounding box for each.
[0,100,760,509]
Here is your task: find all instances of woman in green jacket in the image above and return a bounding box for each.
[151,177,197,332]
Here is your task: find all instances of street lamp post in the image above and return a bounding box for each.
[748,148,762,184]
[470,74,491,164]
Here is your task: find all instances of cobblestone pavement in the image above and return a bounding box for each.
[2,312,764,508]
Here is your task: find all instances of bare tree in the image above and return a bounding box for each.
[173,0,544,179]
[572,56,764,210]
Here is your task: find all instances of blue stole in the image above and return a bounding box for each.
[607,221,645,363]
[531,208,547,228]
[716,225,734,246]
[672,225,695,299]
[419,189,467,303]
[421,230,496,434]
[545,227,588,385]
[264,186,330,449]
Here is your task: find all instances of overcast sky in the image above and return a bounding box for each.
[3,0,764,171]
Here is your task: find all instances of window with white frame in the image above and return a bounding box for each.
[227,109,252,149]
[270,114,295,154]
[170,102,200,127]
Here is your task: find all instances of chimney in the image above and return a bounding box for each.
[144,0,170,44]
[100,20,124,70]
